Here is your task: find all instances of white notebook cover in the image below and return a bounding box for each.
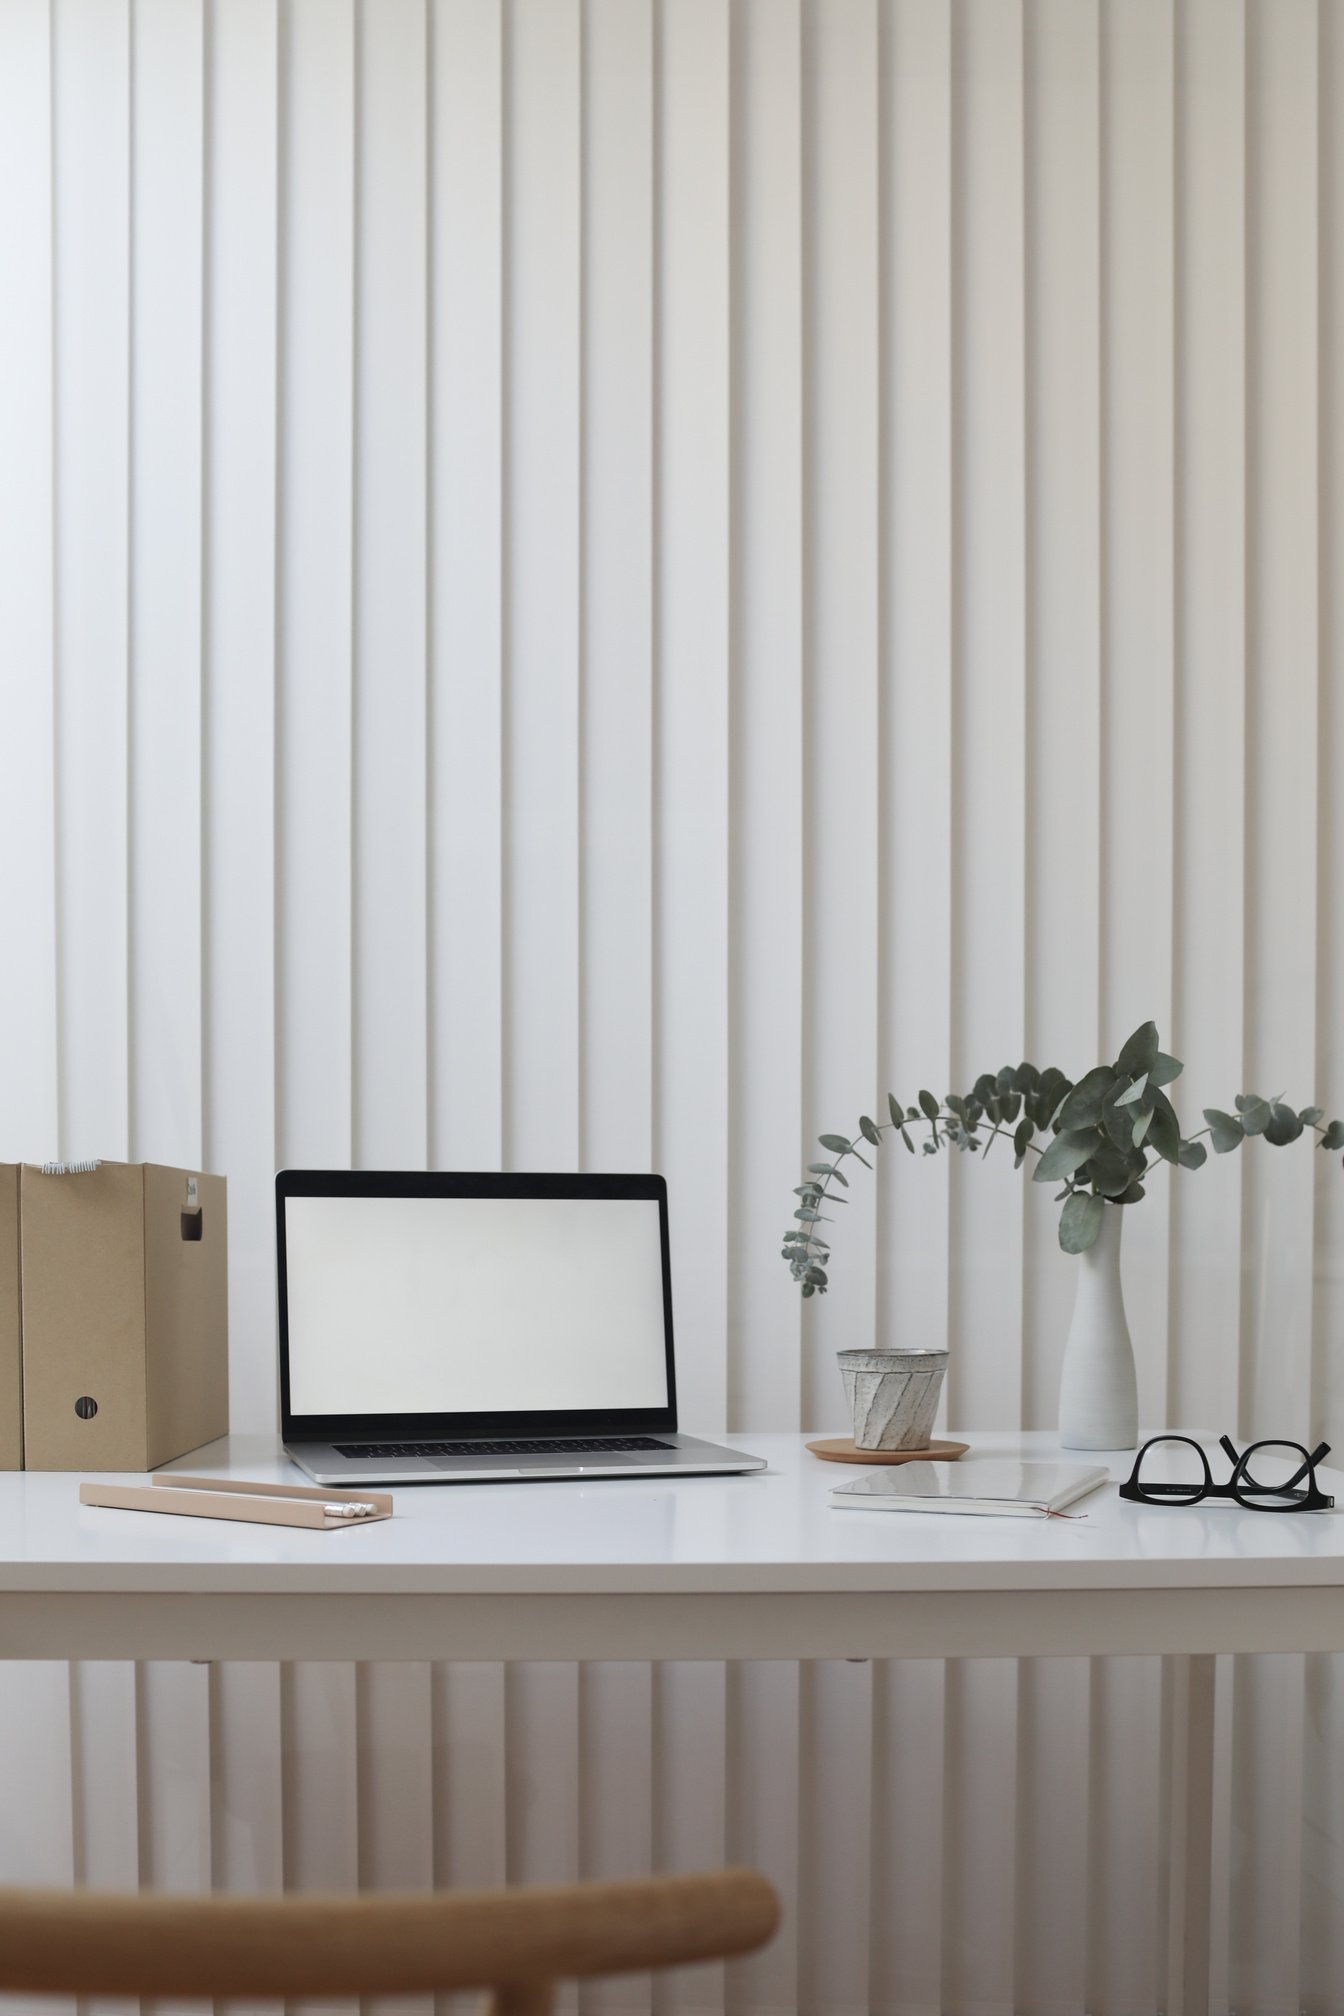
[830,1460,1109,1517]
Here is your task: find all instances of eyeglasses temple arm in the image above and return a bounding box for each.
[1218,1433,1240,1465]
[1281,1443,1330,1493]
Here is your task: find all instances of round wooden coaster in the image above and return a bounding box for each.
[806,1436,970,1466]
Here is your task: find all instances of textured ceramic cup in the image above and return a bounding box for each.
[837,1348,949,1451]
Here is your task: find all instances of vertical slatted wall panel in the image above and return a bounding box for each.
[7,6,1344,2013]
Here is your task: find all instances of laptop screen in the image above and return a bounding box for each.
[282,1192,670,1419]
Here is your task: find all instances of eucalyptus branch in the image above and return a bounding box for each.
[786,1023,1344,1290]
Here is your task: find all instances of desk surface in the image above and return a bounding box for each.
[0,1430,1339,1597]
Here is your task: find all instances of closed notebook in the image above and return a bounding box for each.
[830,1460,1108,1518]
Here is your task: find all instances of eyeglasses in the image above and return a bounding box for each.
[1119,1434,1334,1512]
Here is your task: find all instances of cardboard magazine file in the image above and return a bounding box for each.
[21,1163,228,1471]
[0,1167,19,1468]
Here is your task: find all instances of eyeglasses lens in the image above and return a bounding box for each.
[1135,1438,1206,1501]
[1237,1441,1311,1506]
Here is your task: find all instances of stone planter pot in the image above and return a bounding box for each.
[837,1348,949,1452]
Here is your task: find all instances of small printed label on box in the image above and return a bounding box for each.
[186,1177,198,1206]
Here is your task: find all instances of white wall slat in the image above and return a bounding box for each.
[579,1664,654,2016]
[1100,0,1176,1425]
[652,1664,726,2016]
[655,0,731,1435]
[128,0,204,1172]
[359,1663,435,2016]
[582,0,655,1179]
[1021,0,1101,1427]
[204,0,279,1434]
[137,1662,212,1893]
[429,0,504,1171]
[799,0,880,1431]
[727,0,802,1432]
[947,0,1027,1431]
[52,0,132,1163]
[503,0,581,1173]
[0,0,59,1162]
[276,0,355,1170]
[506,1664,581,2016]
[354,0,430,1172]
[1169,0,1246,1439]
[725,1661,799,2016]
[878,0,952,1378]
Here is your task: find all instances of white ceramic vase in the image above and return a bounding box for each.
[1057,1201,1139,1451]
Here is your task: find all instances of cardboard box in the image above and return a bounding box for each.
[21,1162,228,1471]
[0,1167,20,1468]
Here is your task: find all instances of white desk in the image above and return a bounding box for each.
[1,1429,1340,2015]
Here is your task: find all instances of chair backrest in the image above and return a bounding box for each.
[0,1867,779,2015]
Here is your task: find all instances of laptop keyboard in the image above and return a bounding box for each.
[335,1436,675,1460]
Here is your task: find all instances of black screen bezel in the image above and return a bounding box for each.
[276,1169,678,1442]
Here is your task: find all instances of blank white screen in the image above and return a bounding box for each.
[284,1194,669,1416]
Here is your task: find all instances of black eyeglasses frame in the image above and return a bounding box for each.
[1118,1433,1334,1512]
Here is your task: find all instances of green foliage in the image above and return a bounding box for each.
[785,1022,1344,1292]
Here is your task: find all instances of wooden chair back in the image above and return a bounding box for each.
[0,1867,779,2016]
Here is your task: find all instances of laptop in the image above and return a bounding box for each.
[277,1169,766,1484]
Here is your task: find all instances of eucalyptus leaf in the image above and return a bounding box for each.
[1146,1087,1182,1164]
[804,1266,828,1287]
[850,1151,873,1170]
[859,1114,881,1146]
[1150,1053,1184,1087]
[1322,1120,1344,1152]
[1115,1073,1148,1108]
[888,1093,904,1127]
[806,1162,835,1177]
[1301,1106,1325,1126]
[1131,1106,1154,1149]
[1237,1097,1272,1136]
[1089,1145,1138,1196]
[793,1184,823,1198]
[918,1090,940,1123]
[1264,1101,1303,1146]
[1178,1139,1208,1170]
[1203,1108,1245,1153]
[900,1126,915,1154]
[829,1166,849,1186]
[794,1208,820,1221]
[1033,1127,1103,1184]
[818,1133,851,1153]
[1116,1181,1146,1204]
[802,1283,815,1298]
[1056,1066,1119,1132]
[1013,1117,1034,1158]
[1115,1020,1160,1078]
[1059,1191,1106,1253]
